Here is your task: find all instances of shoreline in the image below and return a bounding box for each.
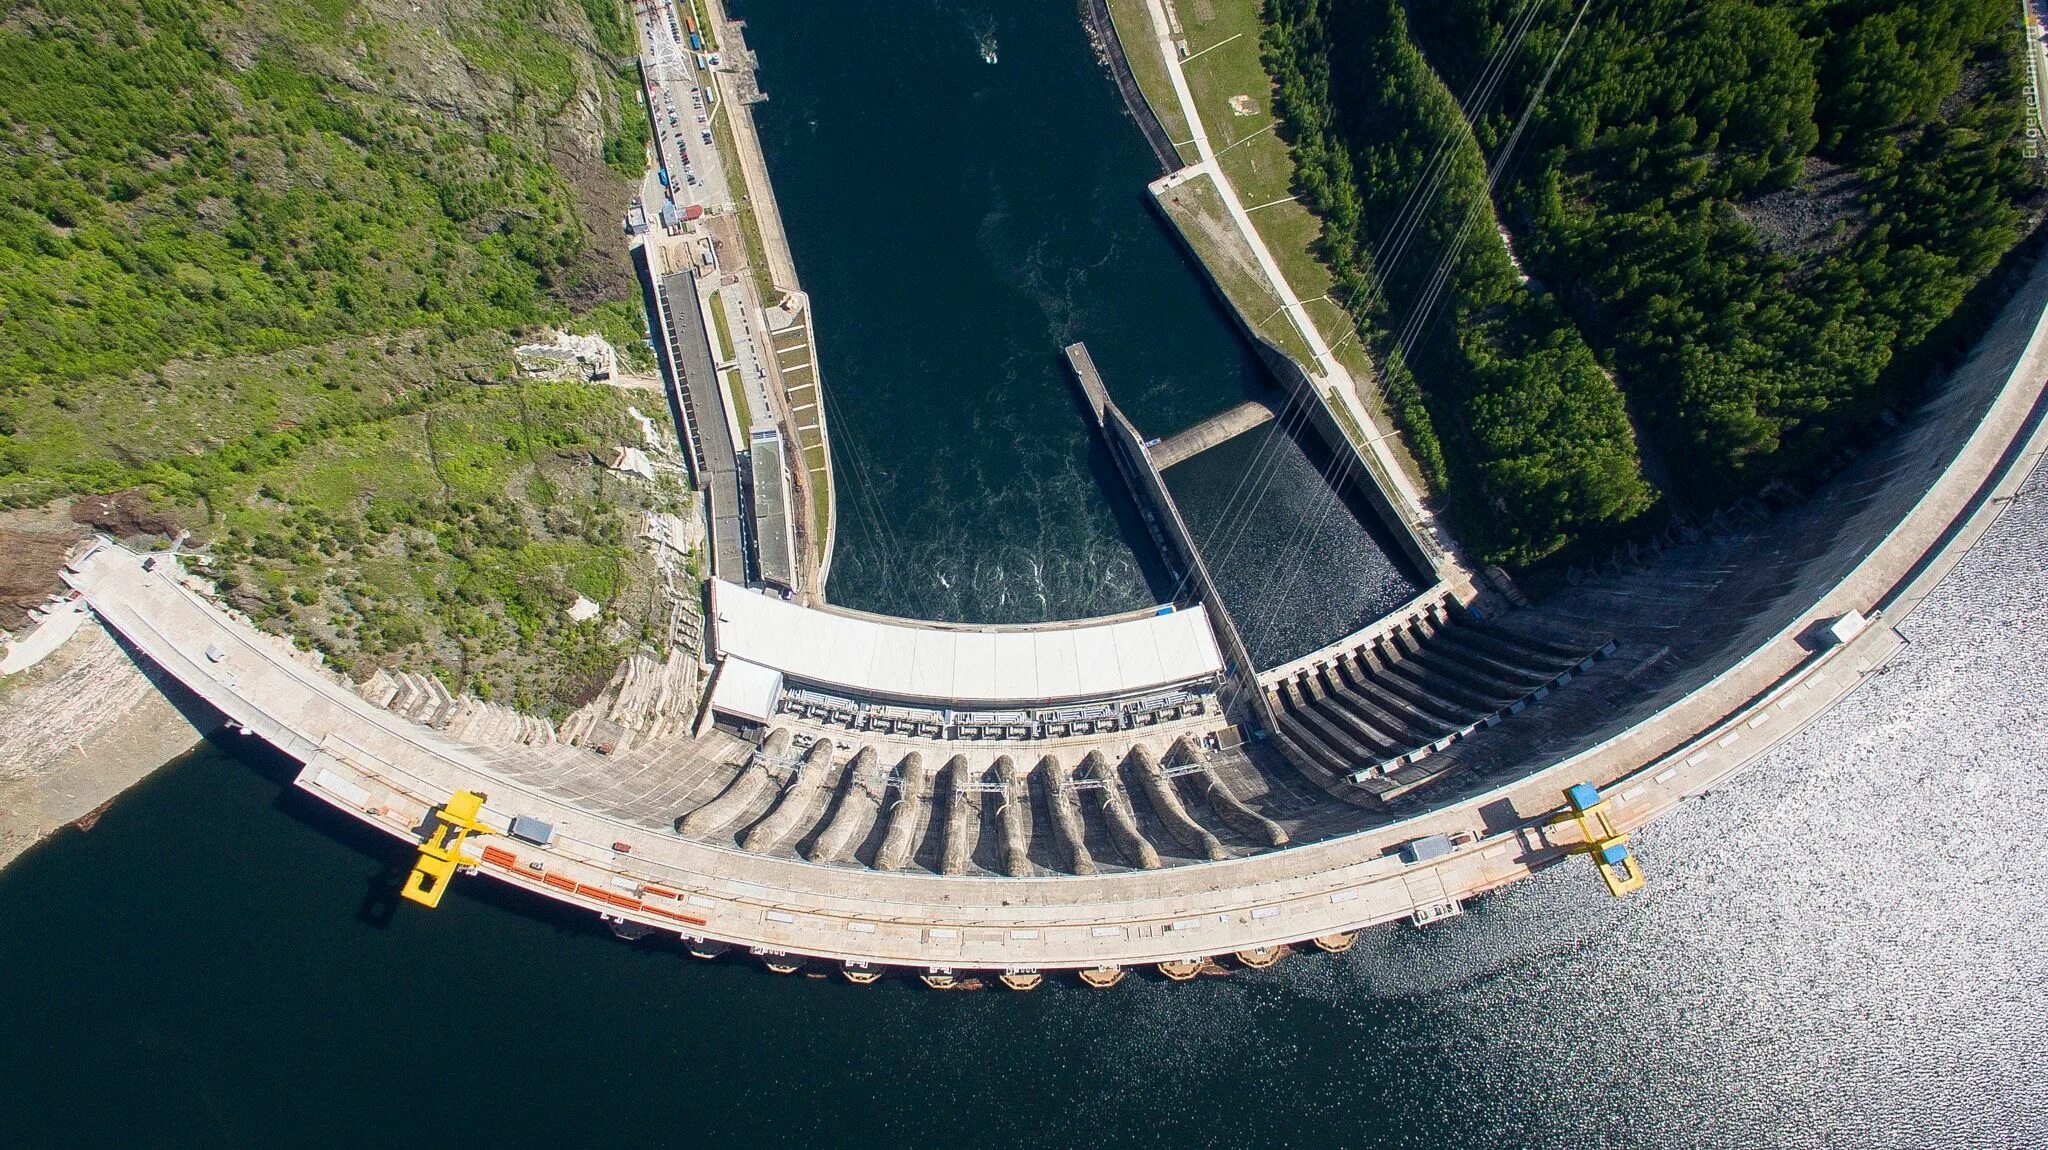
[697,0,838,592]
[0,617,212,872]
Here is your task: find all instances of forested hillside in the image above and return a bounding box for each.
[1267,0,1652,566]
[1266,0,2039,564]
[0,0,675,714]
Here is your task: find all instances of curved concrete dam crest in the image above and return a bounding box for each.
[63,240,2048,968]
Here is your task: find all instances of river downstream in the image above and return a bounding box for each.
[746,0,1415,649]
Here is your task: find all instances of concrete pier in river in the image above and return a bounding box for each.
[1150,400,1277,469]
[1062,342,1273,722]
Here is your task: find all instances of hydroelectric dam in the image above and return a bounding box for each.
[51,0,2048,989]
[61,230,2048,981]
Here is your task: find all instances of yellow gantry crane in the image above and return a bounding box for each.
[401,790,493,908]
[1551,782,1647,896]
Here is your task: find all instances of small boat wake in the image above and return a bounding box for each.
[971,14,998,63]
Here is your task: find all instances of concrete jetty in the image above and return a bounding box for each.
[1062,342,1271,724]
[1150,400,1278,469]
[1064,342,1115,423]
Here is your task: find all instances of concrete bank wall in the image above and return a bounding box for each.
[1083,0,1181,174]
[697,0,837,590]
[1249,337,1445,584]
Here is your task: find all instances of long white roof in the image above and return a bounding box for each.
[710,580,1223,705]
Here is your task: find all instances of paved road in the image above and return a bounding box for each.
[639,2,730,214]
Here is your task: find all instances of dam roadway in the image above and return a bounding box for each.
[62,250,2048,975]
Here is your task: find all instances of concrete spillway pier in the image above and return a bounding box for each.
[806,748,888,864]
[939,755,980,875]
[680,728,790,836]
[742,738,839,852]
[1150,400,1278,469]
[1173,736,1288,846]
[1083,749,1161,870]
[1132,743,1228,860]
[873,752,931,871]
[994,755,1031,876]
[1041,754,1096,876]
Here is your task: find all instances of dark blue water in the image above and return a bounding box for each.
[1169,422,1422,667]
[746,0,1413,634]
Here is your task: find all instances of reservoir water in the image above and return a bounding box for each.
[1,3,2043,1145]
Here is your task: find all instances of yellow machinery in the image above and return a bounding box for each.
[401,790,493,908]
[1551,783,1646,896]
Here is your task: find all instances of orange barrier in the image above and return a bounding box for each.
[644,904,709,927]
[474,841,672,920]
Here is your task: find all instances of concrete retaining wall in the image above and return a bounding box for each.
[1083,0,1181,175]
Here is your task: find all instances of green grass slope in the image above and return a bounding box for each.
[0,0,681,714]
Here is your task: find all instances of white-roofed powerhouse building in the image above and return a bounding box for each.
[706,579,1225,738]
